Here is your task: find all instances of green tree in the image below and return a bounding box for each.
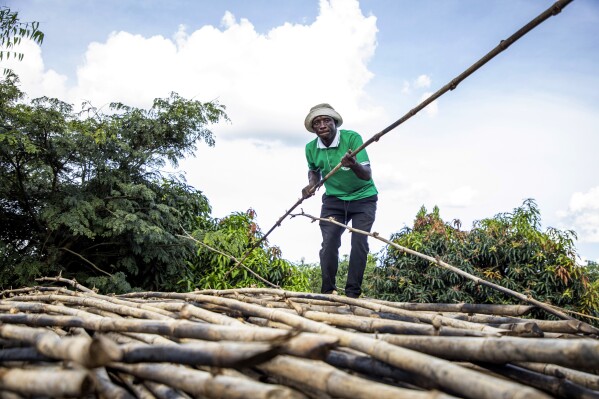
[372,199,598,319]
[182,208,310,292]
[0,75,227,292]
[0,7,44,73]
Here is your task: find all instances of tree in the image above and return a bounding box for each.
[371,199,598,319]
[181,208,310,292]
[0,75,227,292]
[0,7,44,74]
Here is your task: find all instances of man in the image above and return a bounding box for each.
[302,103,378,298]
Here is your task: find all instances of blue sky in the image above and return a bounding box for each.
[4,0,599,264]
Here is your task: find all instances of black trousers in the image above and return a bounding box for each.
[319,194,377,297]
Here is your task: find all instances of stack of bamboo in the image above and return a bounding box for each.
[0,279,597,399]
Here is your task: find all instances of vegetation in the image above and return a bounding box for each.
[371,199,598,319]
[0,7,44,74]
[181,208,309,292]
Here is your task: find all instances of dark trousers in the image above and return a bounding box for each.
[319,194,377,297]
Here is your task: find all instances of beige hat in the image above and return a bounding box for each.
[304,103,343,133]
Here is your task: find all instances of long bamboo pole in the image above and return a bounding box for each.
[296,211,585,324]
[233,0,574,270]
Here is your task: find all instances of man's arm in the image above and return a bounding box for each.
[302,169,321,198]
[342,150,372,180]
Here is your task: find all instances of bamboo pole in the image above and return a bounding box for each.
[476,363,599,399]
[0,367,93,397]
[176,293,552,399]
[257,355,459,399]
[365,301,534,316]
[110,363,308,399]
[93,367,135,399]
[376,335,599,370]
[0,313,292,342]
[515,362,599,391]
[295,211,580,323]
[143,380,192,399]
[0,323,121,367]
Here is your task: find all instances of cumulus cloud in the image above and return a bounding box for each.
[414,74,431,88]
[558,187,599,243]
[11,0,383,143]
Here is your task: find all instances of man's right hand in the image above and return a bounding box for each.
[302,184,315,199]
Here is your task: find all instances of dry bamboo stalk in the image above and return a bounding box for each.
[366,300,534,316]
[111,363,308,399]
[0,323,121,367]
[119,341,281,368]
[325,349,437,391]
[0,347,51,362]
[93,367,135,399]
[179,294,552,399]
[4,294,172,320]
[0,313,292,342]
[117,372,159,399]
[515,362,599,391]
[258,355,459,399]
[477,363,599,399]
[143,380,192,399]
[248,316,294,330]
[377,335,599,370]
[304,310,503,337]
[0,367,93,397]
[35,276,96,293]
[155,302,246,325]
[298,212,580,323]
[490,322,544,337]
[192,289,507,334]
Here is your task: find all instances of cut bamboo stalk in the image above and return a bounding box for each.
[180,294,552,399]
[144,380,192,399]
[110,363,308,399]
[119,341,281,368]
[117,372,159,399]
[93,367,135,399]
[325,349,437,391]
[302,310,499,337]
[366,300,534,316]
[0,323,121,367]
[0,390,24,399]
[0,347,51,362]
[35,276,96,293]
[515,362,599,391]
[258,355,459,399]
[377,335,599,370]
[154,302,246,325]
[477,363,599,399]
[0,367,93,397]
[0,313,292,342]
[4,294,172,320]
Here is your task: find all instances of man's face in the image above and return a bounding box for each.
[311,115,337,144]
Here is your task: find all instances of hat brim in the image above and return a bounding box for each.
[304,108,343,133]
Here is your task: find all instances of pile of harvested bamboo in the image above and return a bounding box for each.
[0,278,597,399]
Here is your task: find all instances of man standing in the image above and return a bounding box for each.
[302,103,378,298]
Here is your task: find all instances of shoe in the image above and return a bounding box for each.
[346,293,360,299]
[323,290,338,295]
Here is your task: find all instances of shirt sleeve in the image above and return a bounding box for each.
[305,143,319,171]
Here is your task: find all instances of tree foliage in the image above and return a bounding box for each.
[181,209,310,292]
[0,7,44,73]
[371,199,598,319]
[0,75,227,292]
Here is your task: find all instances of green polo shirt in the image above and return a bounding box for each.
[305,129,378,201]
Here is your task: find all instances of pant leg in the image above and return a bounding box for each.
[345,195,377,297]
[319,195,345,294]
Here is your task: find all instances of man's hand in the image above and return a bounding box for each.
[302,184,315,199]
[341,149,357,167]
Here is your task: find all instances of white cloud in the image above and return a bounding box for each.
[414,74,431,88]
[558,187,599,243]
[11,0,384,143]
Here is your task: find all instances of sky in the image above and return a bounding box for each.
[3,0,599,265]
